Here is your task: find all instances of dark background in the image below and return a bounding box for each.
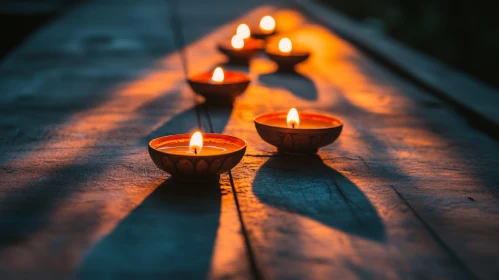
[320,0,499,89]
[1,0,498,88]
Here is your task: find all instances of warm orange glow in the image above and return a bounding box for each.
[231,35,245,49]
[287,108,299,128]
[279,38,292,53]
[236,24,250,39]
[259,15,275,33]
[212,67,224,83]
[189,131,203,154]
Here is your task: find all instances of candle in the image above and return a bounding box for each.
[265,38,310,70]
[254,108,343,154]
[188,66,250,103]
[251,15,276,40]
[231,34,245,50]
[259,15,276,34]
[217,32,260,63]
[149,132,248,181]
[211,67,224,83]
[236,24,251,39]
[279,38,292,54]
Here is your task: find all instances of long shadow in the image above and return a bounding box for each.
[252,155,386,242]
[258,69,318,101]
[76,178,222,279]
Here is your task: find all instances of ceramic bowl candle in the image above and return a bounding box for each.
[187,67,251,103]
[149,131,247,181]
[254,108,343,154]
[265,37,310,70]
[217,34,260,64]
[251,15,276,40]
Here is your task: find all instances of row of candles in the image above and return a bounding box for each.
[149,15,343,181]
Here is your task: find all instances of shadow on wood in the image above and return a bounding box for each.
[258,70,318,101]
[76,178,222,279]
[252,155,386,242]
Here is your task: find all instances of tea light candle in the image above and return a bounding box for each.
[254,108,343,154]
[265,37,311,70]
[187,66,251,103]
[149,132,247,181]
[252,15,276,40]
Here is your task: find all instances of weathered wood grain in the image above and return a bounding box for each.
[0,0,275,279]
[210,9,499,280]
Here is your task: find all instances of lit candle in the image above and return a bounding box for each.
[187,66,250,103]
[211,67,224,83]
[287,108,299,128]
[149,132,248,181]
[236,24,251,39]
[189,131,203,154]
[231,34,245,50]
[265,37,310,70]
[259,15,276,34]
[279,38,292,54]
[254,109,343,154]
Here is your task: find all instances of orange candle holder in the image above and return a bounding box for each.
[265,37,310,71]
[187,68,250,104]
[217,38,263,64]
[149,133,247,181]
[254,111,343,154]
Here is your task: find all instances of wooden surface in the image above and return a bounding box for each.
[0,0,498,279]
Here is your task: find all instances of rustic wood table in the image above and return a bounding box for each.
[1,0,498,279]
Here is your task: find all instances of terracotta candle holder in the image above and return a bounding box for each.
[217,34,261,64]
[254,108,343,154]
[149,132,247,181]
[265,38,310,71]
[187,67,250,104]
[251,15,276,40]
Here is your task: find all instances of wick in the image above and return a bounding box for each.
[292,123,295,129]
[194,148,197,155]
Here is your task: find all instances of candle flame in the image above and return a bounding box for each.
[259,15,275,33]
[236,24,250,39]
[279,38,292,53]
[189,131,203,154]
[287,108,300,128]
[231,34,245,49]
[212,67,224,82]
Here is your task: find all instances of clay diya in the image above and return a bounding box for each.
[251,15,276,40]
[254,108,343,154]
[187,66,250,103]
[265,37,310,71]
[217,34,260,64]
[149,131,247,181]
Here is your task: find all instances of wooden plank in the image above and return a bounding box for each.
[211,9,499,280]
[0,1,277,279]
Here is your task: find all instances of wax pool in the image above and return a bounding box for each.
[263,117,339,129]
[157,142,240,155]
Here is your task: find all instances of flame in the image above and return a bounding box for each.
[279,38,292,53]
[259,15,275,33]
[287,108,300,128]
[231,35,245,49]
[189,131,203,154]
[212,67,224,82]
[236,24,250,39]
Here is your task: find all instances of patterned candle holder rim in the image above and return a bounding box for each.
[187,70,250,86]
[254,111,343,132]
[149,133,248,158]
